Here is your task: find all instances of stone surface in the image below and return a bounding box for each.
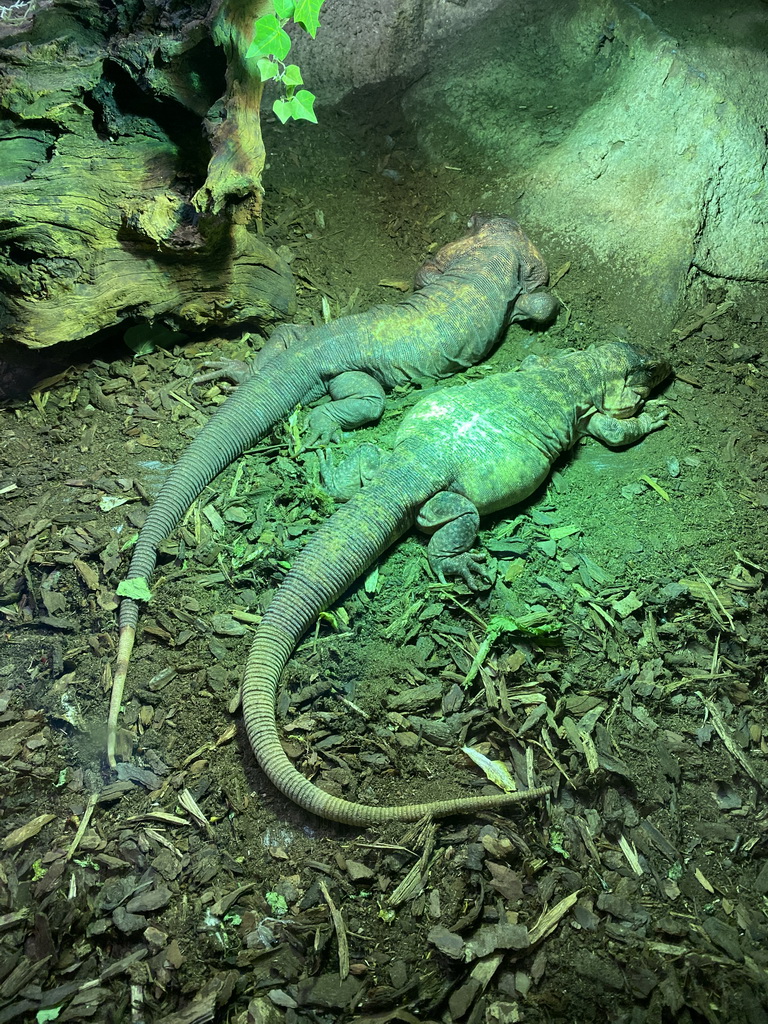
[286,0,505,108]
[401,0,768,336]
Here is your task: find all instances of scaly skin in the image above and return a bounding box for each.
[241,342,671,825]
[109,215,557,765]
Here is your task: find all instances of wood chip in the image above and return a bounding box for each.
[377,279,411,291]
[694,867,715,894]
[697,692,764,784]
[2,813,56,850]
[318,880,349,981]
[528,890,581,945]
[549,261,571,287]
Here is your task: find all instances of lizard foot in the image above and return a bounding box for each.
[638,400,669,433]
[194,357,254,387]
[304,406,344,446]
[305,372,387,445]
[432,551,496,590]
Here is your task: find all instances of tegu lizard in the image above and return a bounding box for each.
[109,215,557,764]
[240,342,671,825]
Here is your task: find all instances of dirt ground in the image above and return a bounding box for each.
[1,88,768,1024]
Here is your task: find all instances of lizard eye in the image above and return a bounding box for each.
[626,355,672,391]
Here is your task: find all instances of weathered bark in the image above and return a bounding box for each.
[0,0,294,351]
[192,0,272,218]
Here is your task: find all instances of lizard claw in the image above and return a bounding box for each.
[315,448,339,488]
[639,399,669,433]
[317,444,382,499]
[194,357,254,387]
[304,407,344,446]
[433,552,496,590]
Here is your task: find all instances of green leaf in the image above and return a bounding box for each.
[549,828,570,859]
[272,0,295,18]
[265,891,288,915]
[124,322,183,356]
[246,14,291,61]
[116,577,152,602]
[272,98,291,123]
[36,1009,62,1024]
[273,89,317,123]
[281,63,303,87]
[293,0,323,37]
[120,530,139,552]
[462,745,517,794]
[256,57,280,82]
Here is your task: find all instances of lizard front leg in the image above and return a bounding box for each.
[305,371,386,444]
[416,491,494,588]
[587,401,669,447]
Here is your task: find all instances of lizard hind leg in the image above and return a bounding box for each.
[304,371,386,444]
[317,442,383,501]
[416,491,494,588]
[193,324,314,386]
[254,322,312,369]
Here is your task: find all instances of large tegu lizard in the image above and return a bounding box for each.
[109,215,557,763]
[241,342,671,825]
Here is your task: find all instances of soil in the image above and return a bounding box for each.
[1,87,768,1024]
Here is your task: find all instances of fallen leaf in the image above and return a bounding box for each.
[378,278,411,291]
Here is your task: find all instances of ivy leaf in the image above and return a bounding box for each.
[257,57,280,82]
[246,14,292,61]
[281,63,303,87]
[116,577,152,602]
[293,0,324,38]
[272,98,292,123]
[272,0,295,18]
[290,89,318,122]
[273,90,318,124]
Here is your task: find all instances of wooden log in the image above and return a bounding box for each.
[193,0,273,218]
[0,4,295,351]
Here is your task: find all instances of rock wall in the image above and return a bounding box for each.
[402,0,768,335]
[286,0,505,106]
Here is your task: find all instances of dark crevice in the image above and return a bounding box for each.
[84,43,225,178]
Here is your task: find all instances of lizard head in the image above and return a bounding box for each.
[597,343,672,418]
[466,214,559,326]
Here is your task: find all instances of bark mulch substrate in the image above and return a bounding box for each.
[2,116,768,1024]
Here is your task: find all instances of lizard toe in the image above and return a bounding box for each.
[194,357,253,386]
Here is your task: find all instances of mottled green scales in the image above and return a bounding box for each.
[242,343,671,825]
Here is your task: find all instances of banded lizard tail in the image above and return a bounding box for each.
[109,215,557,764]
[241,342,671,825]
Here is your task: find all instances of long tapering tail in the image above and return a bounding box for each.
[108,357,321,766]
[241,466,550,825]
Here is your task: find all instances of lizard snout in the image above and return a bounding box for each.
[511,290,559,325]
